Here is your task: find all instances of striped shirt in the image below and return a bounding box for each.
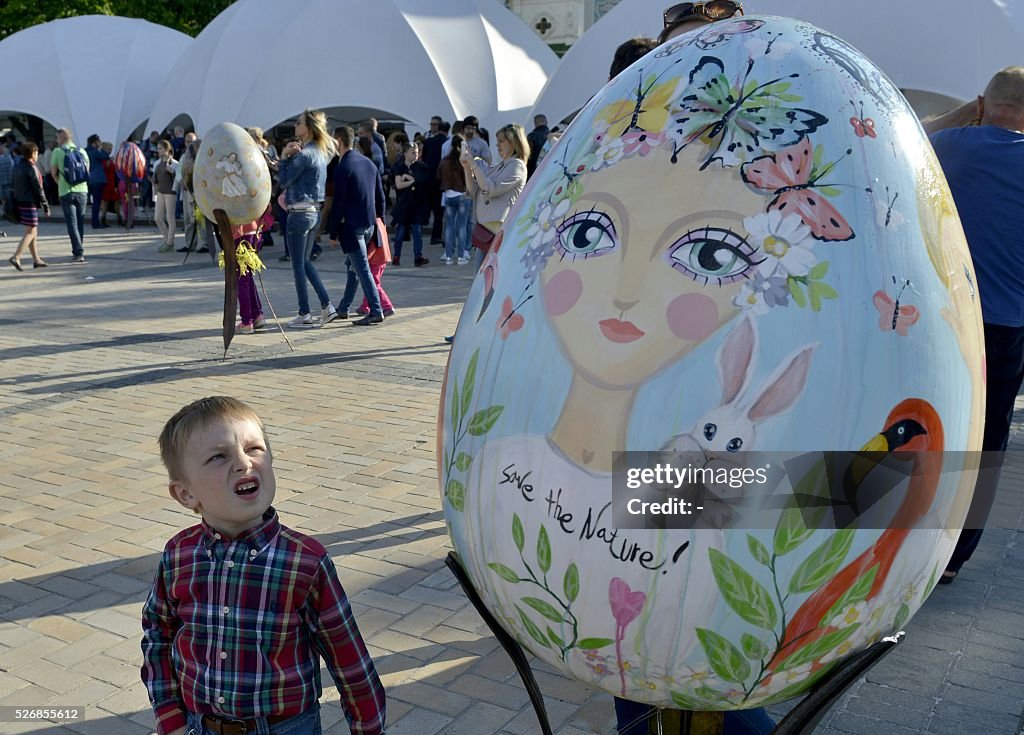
[141,509,386,735]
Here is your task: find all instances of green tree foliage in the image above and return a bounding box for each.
[0,0,235,40]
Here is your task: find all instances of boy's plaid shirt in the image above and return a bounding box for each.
[141,509,386,735]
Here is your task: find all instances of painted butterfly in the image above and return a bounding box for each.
[850,100,877,139]
[873,277,919,336]
[694,18,766,49]
[670,56,828,169]
[497,293,532,340]
[875,187,905,230]
[741,137,855,241]
[597,64,684,140]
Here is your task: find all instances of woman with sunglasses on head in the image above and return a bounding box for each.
[659,0,744,43]
[616,9,772,733]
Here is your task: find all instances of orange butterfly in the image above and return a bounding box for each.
[873,278,919,336]
[741,137,855,242]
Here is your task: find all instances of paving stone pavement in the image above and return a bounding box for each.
[0,223,1022,735]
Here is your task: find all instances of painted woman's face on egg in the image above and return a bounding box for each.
[539,143,766,388]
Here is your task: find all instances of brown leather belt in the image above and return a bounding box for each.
[201,713,292,735]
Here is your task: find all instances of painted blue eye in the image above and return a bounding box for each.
[556,209,618,259]
[667,227,761,285]
[726,437,743,452]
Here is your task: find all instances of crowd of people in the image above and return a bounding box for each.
[2,110,560,335]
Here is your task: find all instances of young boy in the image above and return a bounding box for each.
[142,396,386,735]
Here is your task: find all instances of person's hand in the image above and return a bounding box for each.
[329,238,339,248]
[283,141,302,158]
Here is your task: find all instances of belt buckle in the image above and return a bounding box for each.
[205,715,251,735]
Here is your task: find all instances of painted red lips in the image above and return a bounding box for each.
[599,318,645,343]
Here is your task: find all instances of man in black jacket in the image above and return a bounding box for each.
[328,126,386,326]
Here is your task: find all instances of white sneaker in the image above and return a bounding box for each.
[442,256,454,265]
[287,313,317,329]
[321,304,338,325]
[457,257,469,265]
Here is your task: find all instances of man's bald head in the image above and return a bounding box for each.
[981,67,1024,131]
[984,67,1024,109]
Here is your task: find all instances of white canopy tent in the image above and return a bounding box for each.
[0,15,191,144]
[146,0,559,140]
[530,0,1024,126]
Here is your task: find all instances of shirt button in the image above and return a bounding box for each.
[222,606,230,615]
[226,561,234,568]
[250,549,258,556]
[214,533,222,540]
[220,651,228,660]
[217,696,225,704]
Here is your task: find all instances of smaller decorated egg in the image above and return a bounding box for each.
[193,122,270,225]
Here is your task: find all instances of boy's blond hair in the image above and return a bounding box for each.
[159,396,268,481]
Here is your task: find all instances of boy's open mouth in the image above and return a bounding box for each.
[234,478,260,496]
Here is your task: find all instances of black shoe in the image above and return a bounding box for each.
[197,246,210,254]
[383,308,396,317]
[8,256,22,271]
[279,253,290,262]
[444,335,454,344]
[352,314,384,326]
[176,246,190,253]
[415,256,430,267]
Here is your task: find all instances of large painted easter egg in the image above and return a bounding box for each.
[439,16,984,709]
[113,141,146,183]
[193,122,270,225]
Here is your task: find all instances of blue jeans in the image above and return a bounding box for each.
[338,225,382,316]
[393,222,423,259]
[614,698,774,735]
[185,706,321,735]
[286,208,330,316]
[444,195,472,261]
[60,191,87,257]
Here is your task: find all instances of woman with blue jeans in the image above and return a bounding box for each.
[437,135,472,264]
[277,109,337,329]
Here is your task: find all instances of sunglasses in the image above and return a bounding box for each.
[663,1,744,30]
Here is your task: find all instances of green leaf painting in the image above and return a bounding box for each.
[563,563,580,603]
[454,452,473,472]
[512,514,525,552]
[461,350,477,417]
[747,534,771,566]
[522,596,565,623]
[467,405,504,435]
[487,563,520,583]
[445,479,465,512]
[697,628,751,684]
[443,348,503,513]
[517,606,551,650]
[777,624,860,672]
[709,549,778,630]
[578,637,615,650]
[537,525,552,573]
[741,633,770,660]
[787,529,855,594]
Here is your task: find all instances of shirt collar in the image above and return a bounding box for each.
[202,507,281,552]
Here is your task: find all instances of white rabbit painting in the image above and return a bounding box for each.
[661,315,818,526]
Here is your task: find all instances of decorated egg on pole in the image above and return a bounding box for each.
[193,122,271,225]
[438,16,984,708]
[113,141,146,183]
